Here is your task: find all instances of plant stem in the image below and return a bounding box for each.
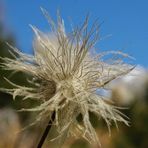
[37,111,55,148]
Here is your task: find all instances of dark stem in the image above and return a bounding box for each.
[37,111,55,148]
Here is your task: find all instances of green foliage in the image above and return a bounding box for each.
[0,23,38,125]
[112,100,148,148]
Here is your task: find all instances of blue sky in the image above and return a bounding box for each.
[1,0,148,67]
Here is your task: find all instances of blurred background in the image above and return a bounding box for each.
[0,0,148,148]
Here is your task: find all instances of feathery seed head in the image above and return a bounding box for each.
[0,9,133,146]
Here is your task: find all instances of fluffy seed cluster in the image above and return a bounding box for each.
[0,9,133,146]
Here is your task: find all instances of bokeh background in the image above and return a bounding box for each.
[0,0,148,148]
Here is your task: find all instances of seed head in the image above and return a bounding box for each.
[0,9,133,146]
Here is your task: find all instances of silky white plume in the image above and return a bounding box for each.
[0,9,133,146]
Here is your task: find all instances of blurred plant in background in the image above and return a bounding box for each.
[0,108,20,148]
[0,7,40,147]
[110,68,148,148]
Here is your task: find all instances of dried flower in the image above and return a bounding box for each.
[0,9,133,146]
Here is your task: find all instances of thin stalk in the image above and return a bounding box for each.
[37,111,55,148]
